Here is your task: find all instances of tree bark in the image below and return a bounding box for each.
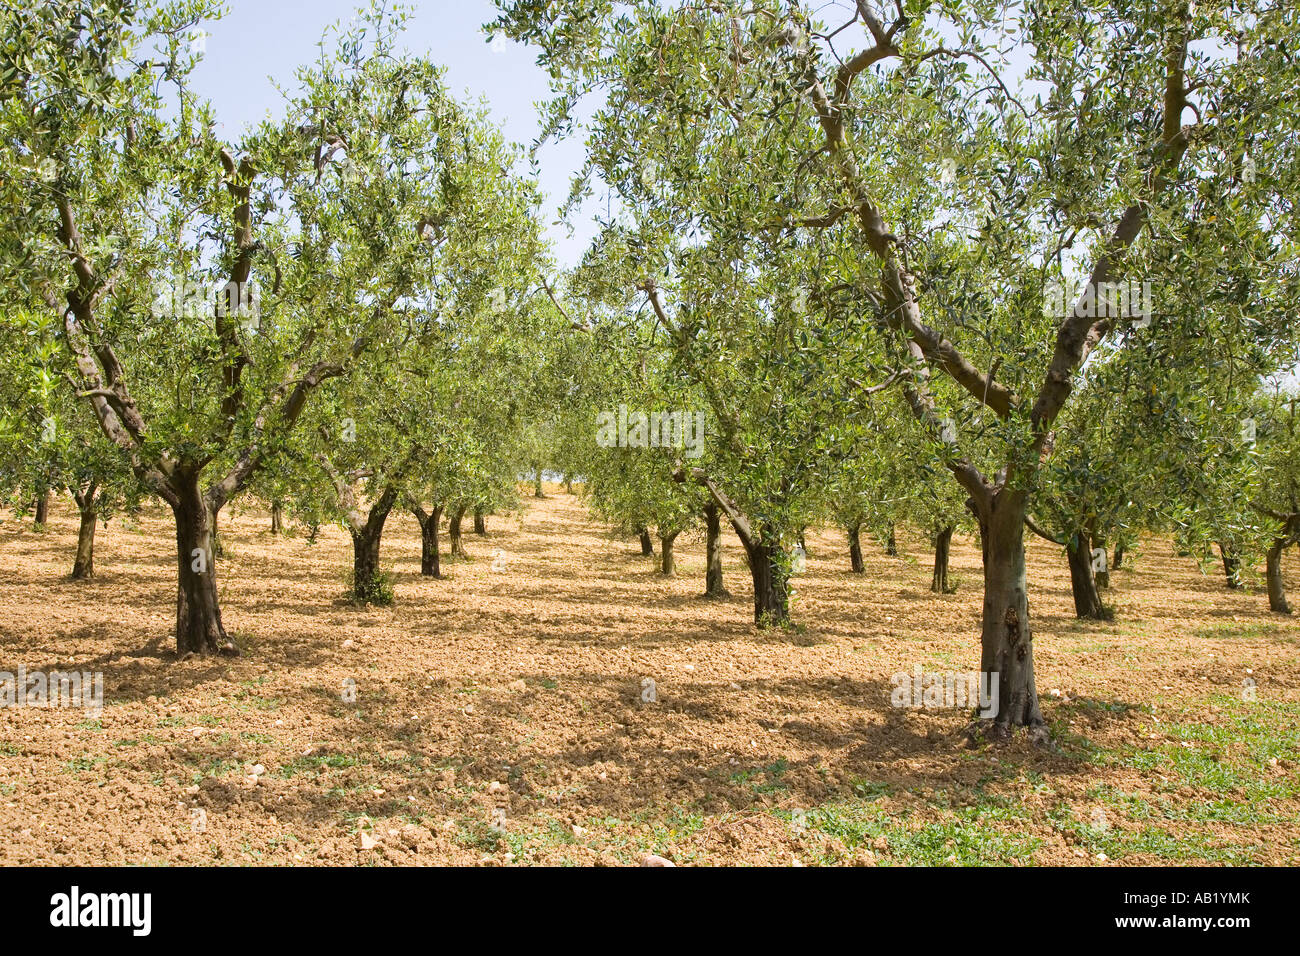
[533,464,544,497]
[703,503,727,597]
[414,505,444,578]
[270,501,283,535]
[1066,529,1107,619]
[171,473,232,656]
[71,494,97,580]
[1090,523,1110,588]
[847,522,864,573]
[974,490,1045,736]
[473,505,488,535]
[637,526,654,556]
[34,490,50,526]
[885,524,897,556]
[349,488,397,604]
[659,530,679,575]
[1267,538,1291,614]
[448,505,467,557]
[1113,541,1125,570]
[1219,541,1243,589]
[931,524,953,593]
[746,538,790,626]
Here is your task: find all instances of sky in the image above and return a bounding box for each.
[188,0,597,265]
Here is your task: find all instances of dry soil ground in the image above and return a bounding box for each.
[1,487,1298,866]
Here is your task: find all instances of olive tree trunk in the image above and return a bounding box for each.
[703,503,728,597]
[473,505,488,535]
[349,488,397,604]
[659,529,679,575]
[973,489,1045,736]
[1219,541,1243,589]
[413,505,444,578]
[449,505,467,557]
[931,524,953,593]
[847,522,864,573]
[1066,529,1107,619]
[171,473,231,656]
[71,485,99,580]
[637,526,654,557]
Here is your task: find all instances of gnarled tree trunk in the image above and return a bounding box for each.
[974,489,1045,736]
[659,529,679,575]
[473,505,488,535]
[847,522,864,573]
[703,503,727,597]
[931,524,953,593]
[349,488,397,604]
[413,504,444,578]
[449,505,468,558]
[34,490,50,526]
[1066,529,1106,619]
[746,538,790,626]
[171,473,232,656]
[637,526,654,557]
[71,484,98,580]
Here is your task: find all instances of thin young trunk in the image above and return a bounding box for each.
[449,505,467,557]
[885,524,897,556]
[659,530,679,575]
[847,522,864,574]
[473,505,488,535]
[1219,541,1242,589]
[1066,529,1107,619]
[637,526,654,557]
[1267,538,1290,614]
[350,489,397,605]
[172,473,232,656]
[414,505,444,578]
[931,524,953,593]
[533,464,544,497]
[974,490,1045,737]
[270,501,283,535]
[703,503,727,597]
[71,487,98,580]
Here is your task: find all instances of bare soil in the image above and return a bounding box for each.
[1,488,1297,866]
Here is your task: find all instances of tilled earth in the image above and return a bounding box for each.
[1,489,1297,866]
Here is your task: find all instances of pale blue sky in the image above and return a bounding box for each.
[188,0,596,265]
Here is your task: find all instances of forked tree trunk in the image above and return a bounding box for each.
[270,501,283,535]
[931,524,953,593]
[1066,529,1107,619]
[449,505,467,557]
[414,505,444,578]
[659,530,679,575]
[847,522,864,573]
[473,506,488,535]
[349,489,397,605]
[974,490,1045,736]
[1267,538,1290,614]
[637,526,654,557]
[71,488,98,580]
[171,474,231,656]
[885,524,897,556]
[1219,542,1243,589]
[703,503,727,597]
